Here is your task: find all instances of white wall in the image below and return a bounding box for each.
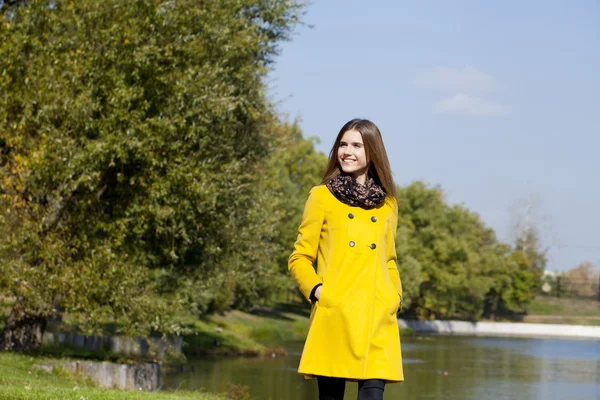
[398,319,600,340]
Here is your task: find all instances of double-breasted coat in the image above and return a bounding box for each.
[288,185,404,382]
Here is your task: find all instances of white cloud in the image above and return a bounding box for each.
[416,66,497,93]
[434,93,511,116]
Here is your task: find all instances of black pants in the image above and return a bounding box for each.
[317,376,386,400]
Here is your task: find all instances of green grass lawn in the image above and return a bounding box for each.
[528,296,600,316]
[182,304,312,357]
[0,303,315,399]
[0,303,319,399]
[525,296,600,326]
[0,352,226,400]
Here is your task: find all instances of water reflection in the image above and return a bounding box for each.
[163,336,600,400]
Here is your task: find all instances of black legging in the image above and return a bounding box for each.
[317,376,386,400]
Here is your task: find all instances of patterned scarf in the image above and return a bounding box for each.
[326,173,386,209]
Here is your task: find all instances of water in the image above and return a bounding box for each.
[163,335,600,400]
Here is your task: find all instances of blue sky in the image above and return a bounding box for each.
[268,0,600,272]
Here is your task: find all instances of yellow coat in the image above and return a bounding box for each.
[289,185,403,382]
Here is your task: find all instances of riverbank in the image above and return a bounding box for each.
[4,297,599,360]
[0,352,225,400]
[0,304,315,399]
[395,297,600,339]
[525,296,600,326]
[182,305,312,357]
[0,304,314,361]
[398,319,600,339]
[182,304,417,357]
[3,302,599,399]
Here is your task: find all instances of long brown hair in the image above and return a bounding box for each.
[322,119,397,200]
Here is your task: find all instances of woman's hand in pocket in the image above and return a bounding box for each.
[315,285,322,300]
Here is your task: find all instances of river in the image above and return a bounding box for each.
[163,335,600,399]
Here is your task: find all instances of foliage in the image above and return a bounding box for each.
[263,120,328,298]
[0,0,305,343]
[227,384,251,400]
[396,182,541,320]
[514,226,547,285]
[0,0,550,342]
[397,183,492,319]
[563,262,599,298]
[492,250,537,312]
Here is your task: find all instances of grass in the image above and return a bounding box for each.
[528,296,600,316]
[182,303,312,357]
[523,316,600,326]
[38,342,188,365]
[524,296,600,326]
[0,303,317,399]
[183,303,414,357]
[0,305,308,361]
[0,299,413,361]
[0,352,226,400]
[0,300,411,399]
[0,301,313,360]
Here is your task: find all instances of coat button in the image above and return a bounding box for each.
[370,243,376,250]
[349,241,355,247]
[348,213,354,219]
[371,216,377,222]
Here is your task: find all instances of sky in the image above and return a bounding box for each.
[268,0,600,272]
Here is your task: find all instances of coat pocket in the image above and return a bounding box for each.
[382,273,400,314]
[317,265,342,308]
[318,280,335,308]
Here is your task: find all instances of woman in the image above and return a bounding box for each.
[289,119,403,400]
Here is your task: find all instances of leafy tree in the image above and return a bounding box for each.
[509,193,548,288]
[396,182,533,321]
[563,262,599,298]
[484,224,547,317]
[262,120,327,299]
[484,246,537,319]
[514,227,547,285]
[396,182,495,319]
[0,0,305,351]
[394,219,423,312]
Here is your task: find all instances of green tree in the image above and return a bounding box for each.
[563,262,599,298]
[483,244,537,319]
[397,182,516,320]
[486,223,547,316]
[509,194,548,290]
[263,120,327,299]
[514,226,547,285]
[0,0,304,351]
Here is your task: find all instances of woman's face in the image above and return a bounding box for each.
[337,129,368,182]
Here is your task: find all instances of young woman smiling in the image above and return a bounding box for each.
[289,119,403,400]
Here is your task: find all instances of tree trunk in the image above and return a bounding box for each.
[0,303,47,352]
